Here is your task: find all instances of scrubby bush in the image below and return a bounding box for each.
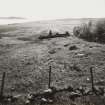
[73,19,105,43]
[73,22,92,41]
[95,20,105,42]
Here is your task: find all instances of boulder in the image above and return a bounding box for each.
[69,45,78,50]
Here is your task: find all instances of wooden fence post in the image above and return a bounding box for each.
[48,66,52,88]
[90,67,94,92]
[0,72,6,97]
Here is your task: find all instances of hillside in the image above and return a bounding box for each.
[0,18,105,105]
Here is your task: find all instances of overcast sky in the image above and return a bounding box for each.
[0,0,105,20]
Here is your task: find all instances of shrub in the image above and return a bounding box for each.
[94,20,105,42]
[73,23,92,41]
[73,19,105,43]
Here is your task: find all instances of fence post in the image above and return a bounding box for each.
[48,66,52,88]
[0,72,6,97]
[90,67,94,92]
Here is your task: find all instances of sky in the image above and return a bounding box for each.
[0,0,105,20]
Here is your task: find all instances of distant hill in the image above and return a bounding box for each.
[0,17,26,19]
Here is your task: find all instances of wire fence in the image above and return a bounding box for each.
[0,62,105,105]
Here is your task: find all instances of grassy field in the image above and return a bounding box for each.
[0,18,105,105]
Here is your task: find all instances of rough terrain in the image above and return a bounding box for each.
[0,18,105,105]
